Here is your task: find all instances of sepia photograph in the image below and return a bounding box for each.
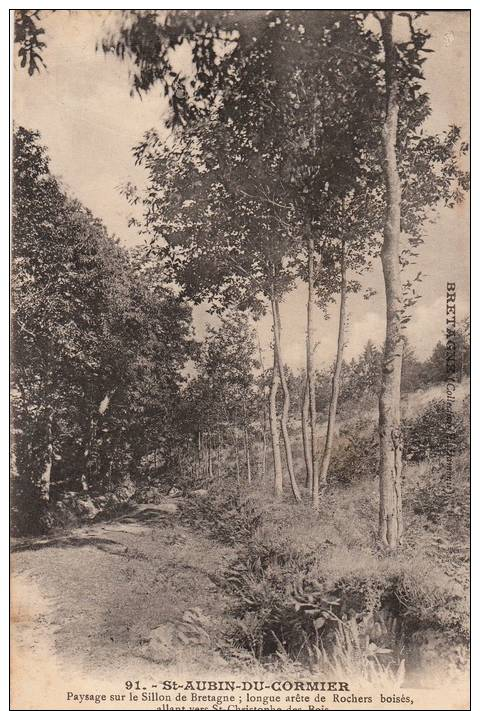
[10,8,470,710]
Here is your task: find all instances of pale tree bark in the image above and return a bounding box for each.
[198,430,203,478]
[269,347,283,498]
[178,449,185,479]
[98,391,113,415]
[40,409,54,502]
[259,424,267,479]
[232,416,241,483]
[269,344,283,498]
[378,11,404,550]
[196,431,201,479]
[256,332,268,478]
[319,240,348,484]
[82,417,95,493]
[273,297,302,502]
[243,426,252,484]
[82,388,116,492]
[200,430,206,478]
[306,236,318,500]
[243,400,252,484]
[215,431,222,475]
[302,378,313,490]
[218,428,226,474]
[207,430,214,478]
[202,430,208,479]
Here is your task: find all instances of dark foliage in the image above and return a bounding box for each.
[403,398,468,463]
[11,128,194,534]
[223,534,468,667]
[328,420,379,486]
[181,477,263,546]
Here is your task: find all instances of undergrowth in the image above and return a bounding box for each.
[180,422,469,687]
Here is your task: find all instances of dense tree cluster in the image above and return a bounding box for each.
[13,11,469,549]
[112,10,466,537]
[312,331,470,419]
[11,127,194,530]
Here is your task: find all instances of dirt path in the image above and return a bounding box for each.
[11,502,237,703]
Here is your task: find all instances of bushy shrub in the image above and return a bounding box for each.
[224,536,315,658]
[181,476,264,545]
[11,476,50,536]
[223,531,469,680]
[408,458,469,524]
[403,398,467,462]
[11,475,139,536]
[324,395,468,484]
[328,420,378,485]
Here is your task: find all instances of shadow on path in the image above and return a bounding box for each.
[11,503,179,553]
[11,535,126,554]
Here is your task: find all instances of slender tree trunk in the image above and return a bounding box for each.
[219,428,226,474]
[305,236,317,494]
[306,236,320,509]
[459,339,464,382]
[211,434,215,476]
[82,417,94,493]
[233,421,241,484]
[40,409,54,502]
[202,431,207,479]
[243,400,252,484]
[319,242,348,484]
[214,432,221,476]
[198,430,203,478]
[208,430,214,478]
[378,12,404,550]
[203,431,208,479]
[259,426,267,479]
[302,377,313,489]
[257,332,268,479]
[269,342,283,498]
[243,426,252,484]
[272,297,302,502]
[82,388,116,493]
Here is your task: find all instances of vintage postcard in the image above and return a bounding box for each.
[11,8,470,710]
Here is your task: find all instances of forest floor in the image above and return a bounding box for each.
[11,382,470,709]
[11,501,238,706]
